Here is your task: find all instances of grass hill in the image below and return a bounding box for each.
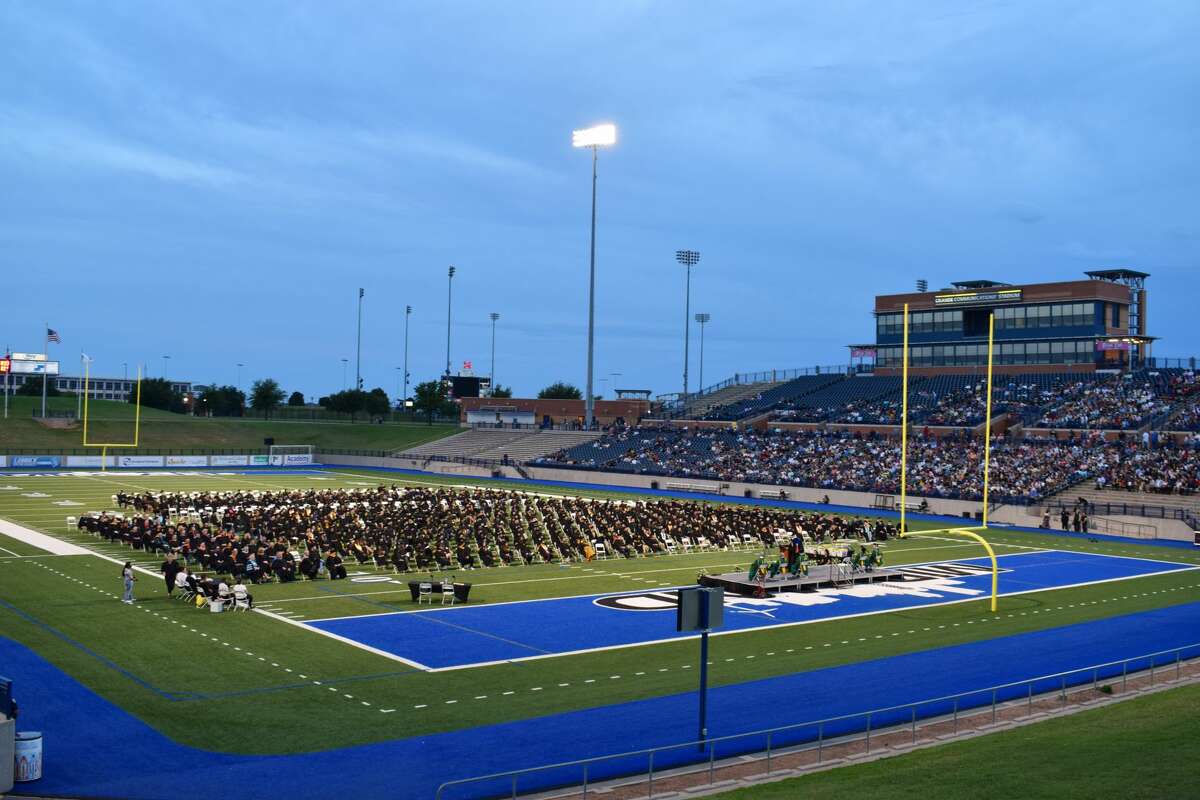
[0,396,457,452]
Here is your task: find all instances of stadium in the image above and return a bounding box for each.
[2,5,1199,800]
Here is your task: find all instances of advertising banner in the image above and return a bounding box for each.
[10,360,60,375]
[11,456,61,468]
[0,455,6,468]
[65,455,112,468]
[283,453,314,465]
[210,455,249,467]
[1096,341,1132,351]
[117,455,165,468]
[249,455,270,466]
[165,455,208,467]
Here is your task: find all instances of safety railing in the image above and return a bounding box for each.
[434,643,1199,800]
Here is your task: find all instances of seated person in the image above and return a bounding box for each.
[326,551,347,580]
[233,578,253,608]
[174,569,190,594]
[274,553,296,582]
[299,552,320,581]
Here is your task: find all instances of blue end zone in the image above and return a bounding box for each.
[4,602,1200,800]
[307,549,1197,670]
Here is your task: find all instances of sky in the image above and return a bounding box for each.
[2,1,1198,401]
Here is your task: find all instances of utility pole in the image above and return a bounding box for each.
[355,287,364,390]
[403,305,412,415]
[445,267,456,378]
[489,312,500,396]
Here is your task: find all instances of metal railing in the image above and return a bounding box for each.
[1042,498,1199,530]
[434,643,1199,800]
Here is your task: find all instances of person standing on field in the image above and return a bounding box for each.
[121,561,137,604]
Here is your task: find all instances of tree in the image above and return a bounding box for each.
[413,380,455,424]
[250,378,286,419]
[538,382,582,400]
[490,384,513,398]
[16,376,60,397]
[198,384,244,416]
[365,387,391,417]
[324,389,367,419]
[287,391,306,407]
[132,377,185,413]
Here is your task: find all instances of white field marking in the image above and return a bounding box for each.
[416,553,1199,672]
[0,546,24,557]
[250,605,433,670]
[0,518,89,555]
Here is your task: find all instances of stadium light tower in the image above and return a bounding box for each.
[340,358,349,390]
[355,287,365,390]
[236,362,244,392]
[676,250,700,400]
[162,354,171,379]
[695,313,711,391]
[445,266,456,378]
[489,312,500,396]
[573,122,617,428]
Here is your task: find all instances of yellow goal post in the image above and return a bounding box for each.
[82,362,143,471]
[898,302,1000,613]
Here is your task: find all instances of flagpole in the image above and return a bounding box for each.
[41,322,48,419]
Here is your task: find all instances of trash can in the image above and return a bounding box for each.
[14,731,41,782]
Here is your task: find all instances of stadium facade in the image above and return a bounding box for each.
[867,269,1152,374]
[3,373,192,401]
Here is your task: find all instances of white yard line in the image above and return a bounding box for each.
[0,518,90,556]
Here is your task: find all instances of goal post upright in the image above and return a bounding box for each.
[982,312,995,527]
[900,302,909,538]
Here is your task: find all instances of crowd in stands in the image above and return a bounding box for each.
[540,427,1200,502]
[77,486,893,579]
[686,369,1200,432]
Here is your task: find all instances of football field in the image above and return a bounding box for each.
[0,466,1198,799]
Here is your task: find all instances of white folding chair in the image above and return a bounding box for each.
[233,585,251,612]
[593,542,608,561]
[66,516,77,532]
[441,581,457,606]
[417,582,433,605]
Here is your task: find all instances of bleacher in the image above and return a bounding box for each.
[397,428,534,459]
[771,375,903,423]
[701,374,842,421]
[472,430,603,462]
[672,380,776,419]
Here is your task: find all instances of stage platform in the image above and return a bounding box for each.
[699,565,905,596]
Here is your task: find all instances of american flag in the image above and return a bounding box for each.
[46,328,61,343]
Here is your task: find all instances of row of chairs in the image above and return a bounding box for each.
[174,579,252,613]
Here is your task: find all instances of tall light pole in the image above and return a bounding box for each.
[355,287,364,390]
[403,305,412,412]
[695,313,711,392]
[123,362,128,380]
[162,354,171,380]
[236,362,244,392]
[394,366,403,409]
[572,122,618,428]
[489,312,500,396]
[340,358,349,390]
[445,266,456,378]
[676,250,700,400]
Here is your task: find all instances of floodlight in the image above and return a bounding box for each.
[572,124,617,148]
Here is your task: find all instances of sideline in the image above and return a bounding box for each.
[0,517,89,556]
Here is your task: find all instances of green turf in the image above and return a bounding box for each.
[707,682,1200,800]
[0,468,1197,755]
[0,395,457,451]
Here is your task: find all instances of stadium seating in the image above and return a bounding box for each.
[701,374,843,420]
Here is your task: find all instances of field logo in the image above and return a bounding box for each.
[594,591,679,611]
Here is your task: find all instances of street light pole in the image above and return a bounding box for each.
[695,313,711,392]
[675,250,700,401]
[403,305,412,413]
[489,312,500,396]
[162,354,171,380]
[236,362,244,392]
[445,267,456,378]
[573,123,617,429]
[340,358,348,390]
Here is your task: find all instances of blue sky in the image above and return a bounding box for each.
[2,1,1198,401]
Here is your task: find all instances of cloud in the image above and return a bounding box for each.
[0,109,243,187]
